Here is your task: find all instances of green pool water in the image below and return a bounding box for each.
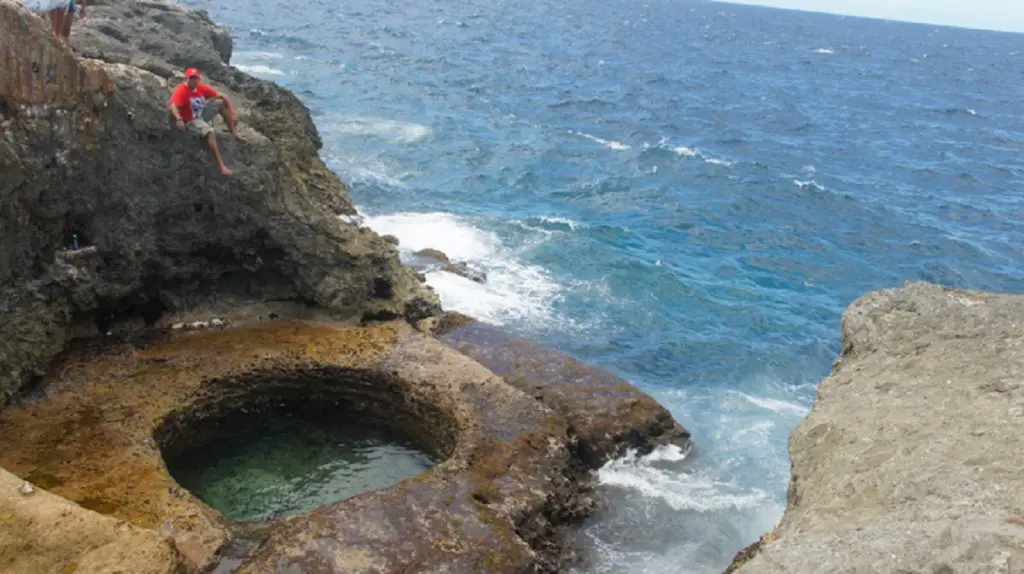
[167,411,437,522]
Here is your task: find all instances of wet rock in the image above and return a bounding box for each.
[443,261,488,284]
[410,249,487,283]
[0,0,439,404]
[433,312,691,466]
[0,321,601,572]
[414,248,451,264]
[0,468,184,573]
[726,282,1024,574]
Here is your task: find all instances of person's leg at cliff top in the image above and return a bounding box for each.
[58,0,85,43]
[47,5,65,41]
[167,67,239,175]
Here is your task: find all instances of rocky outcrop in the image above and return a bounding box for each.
[411,248,488,284]
[430,312,690,467]
[726,282,1024,574]
[0,1,695,572]
[0,467,185,573]
[0,320,588,572]
[0,0,439,405]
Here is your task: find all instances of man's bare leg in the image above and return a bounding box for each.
[218,106,239,139]
[48,12,64,42]
[205,132,232,175]
[59,10,72,42]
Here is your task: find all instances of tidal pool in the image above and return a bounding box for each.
[167,410,437,522]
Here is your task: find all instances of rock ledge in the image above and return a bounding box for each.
[727,282,1024,574]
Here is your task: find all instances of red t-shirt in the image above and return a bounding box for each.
[169,83,218,122]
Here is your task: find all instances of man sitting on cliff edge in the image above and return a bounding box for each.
[168,68,239,175]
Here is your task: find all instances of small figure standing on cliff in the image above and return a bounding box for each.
[56,0,86,44]
[22,0,82,44]
[168,68,239,175]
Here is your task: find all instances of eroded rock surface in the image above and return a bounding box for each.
[0,467,185,573]
[431,312,691,466]
[0,0,439,404]
[727,282,1024,574]
[0,321,587,572]
[0,1,696,572]
[410,248,488,284]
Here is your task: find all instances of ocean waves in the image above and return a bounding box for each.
[186,0,1024,570]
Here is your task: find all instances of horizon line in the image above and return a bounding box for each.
[712,0,1024,35]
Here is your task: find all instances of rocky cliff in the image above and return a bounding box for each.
[727,282,1024,574]
[0,2,692,572]
[0,0,440,405]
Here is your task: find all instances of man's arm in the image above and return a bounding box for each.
[168,101,185,131]
[168,85,187,131]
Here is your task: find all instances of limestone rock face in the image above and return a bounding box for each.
[0,467,185,573]
[0,321,588,572]
[727,282,1024,574]
[0,0,440,404]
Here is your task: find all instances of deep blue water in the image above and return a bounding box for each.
[177,0,1024,570]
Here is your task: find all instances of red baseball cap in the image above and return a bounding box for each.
[184,68,201,79]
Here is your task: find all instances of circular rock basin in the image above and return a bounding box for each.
[165,408,437,522]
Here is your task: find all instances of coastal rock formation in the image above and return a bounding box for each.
[411,248,488,284]
[0,1,695,572]
[0,320,669,572]
[0,0,439,404]
[727,282,1024,574]
[431,312,690,467]
[0,467,185,573]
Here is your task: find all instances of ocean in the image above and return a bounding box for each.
[176,0,1024,571]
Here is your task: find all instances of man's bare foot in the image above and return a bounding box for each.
[219,165,233,175]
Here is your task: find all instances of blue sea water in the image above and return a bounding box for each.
[178,0,1024,570]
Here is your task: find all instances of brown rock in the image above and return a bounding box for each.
[414,248,451,264]
[0,320,598,572]
[443,261,488,284]
[727,282,1024,574]
[433,312,691,467]
[0,467,184,573]
[0,0,440,405]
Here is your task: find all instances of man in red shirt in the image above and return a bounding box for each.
[168,67,239,175]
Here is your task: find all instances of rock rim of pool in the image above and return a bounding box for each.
[0,318,689,573]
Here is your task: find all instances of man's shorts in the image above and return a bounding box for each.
[184,102,221,138]
[185,118,215,138]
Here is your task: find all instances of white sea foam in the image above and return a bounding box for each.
[324,154,412,188]
[596,446,769,512]
[731,392,810,417]
[537,216,582,230]
[814,47,835,54]
[235,51,283,60]
[667,143,734,166]
[359,212,566,328]
[575,131,631,151]
[235,64,286,76]
[326,116,432,144]
[794,179,825,191]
